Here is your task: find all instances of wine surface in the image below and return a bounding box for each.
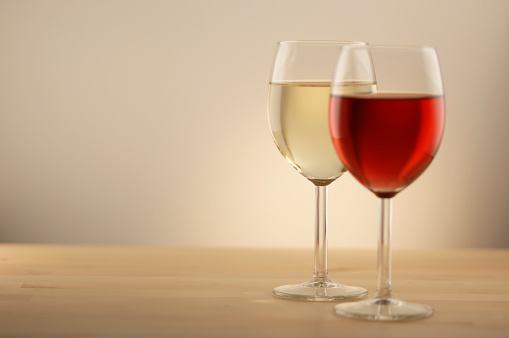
[329,93,445,197]
[269,81,375,186]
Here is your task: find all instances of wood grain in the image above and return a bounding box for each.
[0,245,508,337]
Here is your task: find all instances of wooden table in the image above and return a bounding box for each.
[0,245,508,337]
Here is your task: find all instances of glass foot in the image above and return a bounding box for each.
[334,297,434,321]
[273,280,368,302]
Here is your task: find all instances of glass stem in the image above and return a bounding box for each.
[312,185,331,283]
[375,198,394,299]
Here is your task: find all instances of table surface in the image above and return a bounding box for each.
[0,245,508,337]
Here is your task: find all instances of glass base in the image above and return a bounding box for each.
[334,297,434,321]
[273,280,368,302]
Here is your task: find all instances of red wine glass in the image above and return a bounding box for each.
[329,45,445,320]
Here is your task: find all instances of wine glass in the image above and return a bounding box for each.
[329,45,445,319]
[267,41,371,301]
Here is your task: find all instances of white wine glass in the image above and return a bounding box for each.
[267,41,371,301]
[329,45,445,319]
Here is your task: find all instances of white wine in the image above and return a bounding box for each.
[268,81,375,186]
[268,81,341,186]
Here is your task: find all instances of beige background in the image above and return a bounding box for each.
[0,0,508,248]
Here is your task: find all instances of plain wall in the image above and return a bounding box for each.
[0,0,508,248]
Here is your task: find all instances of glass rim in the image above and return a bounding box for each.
[343,44,437,51]
[277,40,366,45]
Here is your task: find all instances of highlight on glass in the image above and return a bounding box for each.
[329,45,445,319]
[267,41,371,301]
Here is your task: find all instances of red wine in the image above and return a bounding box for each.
[329,93,445,198]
